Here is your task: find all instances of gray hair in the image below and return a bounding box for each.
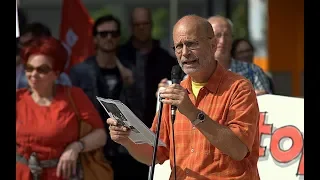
[227,18,233,33]
[208,15,233,33]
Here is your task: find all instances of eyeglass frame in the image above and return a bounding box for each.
[171,37,213,54]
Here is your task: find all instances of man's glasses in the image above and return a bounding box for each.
[172,37,212,54]
[172,41,201,54]
[97,31,120,38]
[24,64,53,74]
[132,22,151,27]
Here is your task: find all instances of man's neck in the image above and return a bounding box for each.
[190,60,217,83]
[132,37,153,53]
[96,50,117,69]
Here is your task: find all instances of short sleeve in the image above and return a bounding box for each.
[150,104,171,164]
[226,81,259,153]
[70,87,104,129]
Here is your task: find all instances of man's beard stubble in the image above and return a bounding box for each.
[101,48,117,53]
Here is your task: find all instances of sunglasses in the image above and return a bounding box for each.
[132,22,151,27]
[97,31,120,38]
[24,64,53,74]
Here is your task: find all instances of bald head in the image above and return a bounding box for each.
[172,15,217,79]
[208,16,233,32]
[207,15,233,68]
[131,7,152,42]
[173,15,214,39]
[131,8,152,24]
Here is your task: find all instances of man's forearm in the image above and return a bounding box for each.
[186,109,248,161]
[123,141,157,165]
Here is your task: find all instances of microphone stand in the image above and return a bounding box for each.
[171,111,177,180]
[148,98,164,180]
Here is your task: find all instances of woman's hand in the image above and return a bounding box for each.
[56,142,81,179]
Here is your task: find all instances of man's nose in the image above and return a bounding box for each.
[218,37,226,45]
[181,45,190,57]
[106,33,113,39]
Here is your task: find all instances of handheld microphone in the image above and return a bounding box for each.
[170,65,182,180]
[171,65,182,124]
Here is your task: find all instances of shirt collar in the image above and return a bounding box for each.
[181,61,227,94]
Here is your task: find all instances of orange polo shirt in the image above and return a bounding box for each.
[151,62,260,180]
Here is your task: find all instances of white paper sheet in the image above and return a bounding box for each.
[96,97,166,147]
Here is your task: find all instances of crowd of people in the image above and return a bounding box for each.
[16,6,272,180]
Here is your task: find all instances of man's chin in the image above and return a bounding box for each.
[182,67,199,75]
[101,48,117,53]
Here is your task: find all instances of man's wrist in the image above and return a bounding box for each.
[186,107,201,122]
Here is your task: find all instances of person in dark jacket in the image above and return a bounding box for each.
[69,15,143,180]
[118,7,177,129]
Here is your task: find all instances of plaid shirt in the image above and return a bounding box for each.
[230,59,271,93]
[151,62,260,180]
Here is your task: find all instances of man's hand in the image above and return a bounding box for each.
[155,78,170,97]
[159,84,196,116]
[116,59,134,85]
[106,118,131,146]
[255,90,267,96]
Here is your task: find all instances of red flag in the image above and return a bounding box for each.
[59,0,94,73]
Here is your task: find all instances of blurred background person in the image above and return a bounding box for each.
[69,14,145,180]
[16,22,71,89]
[19,22,51,46]
[16,37,109,180]
[231,38,255,64]
[231,38,275,93]
[208,16,271,95]
[118,7,177,129]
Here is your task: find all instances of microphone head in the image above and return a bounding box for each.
[171,65,182,84]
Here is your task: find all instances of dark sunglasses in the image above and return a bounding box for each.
[97,31,120,38]
[24,64,53,74]
[133,22,151,27]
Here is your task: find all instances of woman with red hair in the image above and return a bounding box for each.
[16,37,111,180]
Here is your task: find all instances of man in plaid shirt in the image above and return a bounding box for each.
[107,15,261,179]
[208,16,271,95]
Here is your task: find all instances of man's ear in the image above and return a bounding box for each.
[211,37,217,52]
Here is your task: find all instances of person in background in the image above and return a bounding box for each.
[208,16,271,95]
[19,22,51,46]
[118,7,177,128]
[16,37,109,180]
[231,38,275,93]
[107,15,260,180]
[231,38,255,64]
[16,22,72,89]
[69,15,142,180]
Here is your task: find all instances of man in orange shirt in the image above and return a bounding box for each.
[107,15,260,180]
